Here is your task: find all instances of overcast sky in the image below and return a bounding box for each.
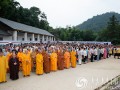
[16,0,120,28]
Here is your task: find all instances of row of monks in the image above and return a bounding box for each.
[0,47,77,83]
[18,48,76,74]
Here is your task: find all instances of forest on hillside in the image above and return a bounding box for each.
[77,12,120,31]
[0,0,120,45]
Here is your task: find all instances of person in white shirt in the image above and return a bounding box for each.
[77,48,82,65]
[90,47,94,62]
[94,47,97,60]
[100,47,104,59]
[88,48,91,62]
[83,48,87,64]
[80,47,84,63]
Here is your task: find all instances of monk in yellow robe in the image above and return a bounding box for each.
[36,49,43,75]
[70,49,77,68]
[6,50,12,73]
[22,49,31,77]
[17,48,24,71]
[117,48,120,59]
[6,51,12,61]
[109,48,112,57]
[30,49,37,72]
[64,49,70,69]
[50,49,57,71]
[27,48,32,54]
[0,48,8,83]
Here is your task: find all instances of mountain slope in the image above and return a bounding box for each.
[76,12,120,31]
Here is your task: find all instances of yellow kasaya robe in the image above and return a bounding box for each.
[36,53,43,75]
[22,53,31,76]
[6,52,12,72]
[17,52,24,62]
[109,48,112,55]
[28,50,32,55]
[64,51,70,69]
[17,52,24,70]
[0,56,8,82]
[6,52,12,62]
[70,51,77,68]
[117,48,120,53]
[113,49,116,54]
[50,52,57,71]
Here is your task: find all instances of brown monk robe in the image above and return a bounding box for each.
[57,49,64,70]
[30,49,37,72]
[43,51,51,73]
[41,49,46,57]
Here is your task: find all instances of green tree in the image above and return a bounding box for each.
[0,0,50,31]
[107,15,119,40]
[107,15,120,44]
[82,30,96,41]
[97,15,120,45]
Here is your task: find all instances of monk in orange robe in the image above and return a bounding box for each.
[64,49,70,69]
[50,49,57,71]
[36,49,43,75]
[17,48,24,71]
[22,49,31,77]
[70,48,77,68]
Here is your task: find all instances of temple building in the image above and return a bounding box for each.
[0,17,55,44]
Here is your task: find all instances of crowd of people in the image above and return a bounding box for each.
[0,42,120,83]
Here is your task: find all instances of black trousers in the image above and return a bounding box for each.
[94,55,97,60]
[83,56,87,62]
[91,54,94,62]
[99,53,102,60]
[107,53,109,58]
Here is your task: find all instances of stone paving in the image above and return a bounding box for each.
[0,57,120,90]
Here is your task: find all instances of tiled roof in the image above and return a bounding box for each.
[0,17,53,36]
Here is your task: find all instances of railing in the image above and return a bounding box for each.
[58,41,111,45]
[0,40,111,45]
[0,40,56,45]
[95,75,120,90]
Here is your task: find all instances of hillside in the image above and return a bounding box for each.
[76,12,120,31]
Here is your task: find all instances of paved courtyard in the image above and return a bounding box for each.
[0,57,120,90]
